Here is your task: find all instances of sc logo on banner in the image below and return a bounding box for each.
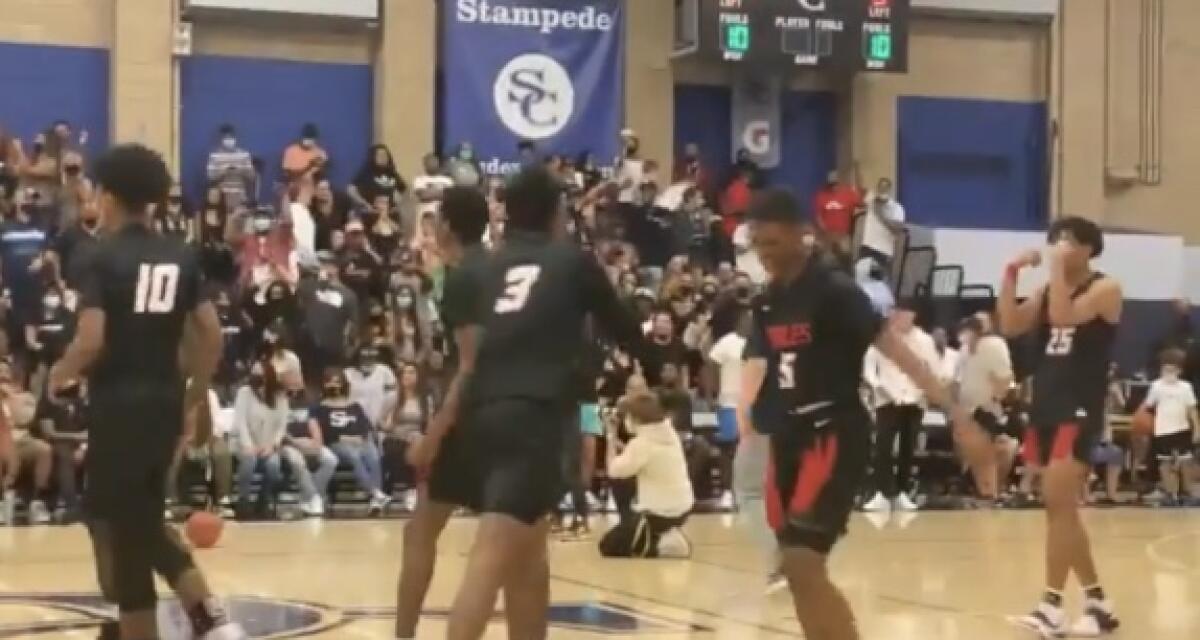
[493,53,575,140]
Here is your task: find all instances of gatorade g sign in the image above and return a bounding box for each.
[442,0,625,175]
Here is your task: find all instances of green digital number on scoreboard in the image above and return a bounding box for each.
[722,23,751,53]
[867,33,892,61]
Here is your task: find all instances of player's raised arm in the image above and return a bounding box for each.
[997,249,1044,338]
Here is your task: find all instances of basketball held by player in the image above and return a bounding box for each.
[999,216,1122,637]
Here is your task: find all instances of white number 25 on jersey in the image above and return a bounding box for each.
[494,265,542,314]
[1046,327,1075,355]
[134,263,179,314]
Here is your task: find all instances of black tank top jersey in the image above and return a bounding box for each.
[745,260,881,433]
[78,223,204,393]
[1029,273,1117,428]
[469,230,647,406]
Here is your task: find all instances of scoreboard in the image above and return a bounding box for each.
[700,0,910,73]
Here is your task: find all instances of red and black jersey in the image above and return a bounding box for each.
[745,260,880,433]
[1029,273,1117,429]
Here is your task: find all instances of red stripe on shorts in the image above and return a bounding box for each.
[765,448,784,531]
[789,434,838,515]
[1050,422,1080,461]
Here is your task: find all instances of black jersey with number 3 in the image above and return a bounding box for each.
[745,260,880,433]
[469,230,646,406]
[78,223,204,393]
[1029,274,1116,428]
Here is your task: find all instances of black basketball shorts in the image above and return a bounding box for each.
[1153,430,1195,461]
[765,411,871,554]
[85,388,184,522]
[426,428,482,511]
[469,397,570,525]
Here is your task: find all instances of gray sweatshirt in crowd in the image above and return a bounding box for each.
[233,385,290,450]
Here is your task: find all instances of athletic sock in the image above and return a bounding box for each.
[1082,584,1106,602]
[1042,588,1064,608]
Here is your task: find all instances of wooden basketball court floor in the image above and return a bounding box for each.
[1,510,1198,638]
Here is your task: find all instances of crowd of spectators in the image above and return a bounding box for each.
[1,116,1190,530]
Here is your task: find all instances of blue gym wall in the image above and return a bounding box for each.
[180,55,373,203]
[0,42,110,162]
[674,84,836,204]
[898,96,1048,230]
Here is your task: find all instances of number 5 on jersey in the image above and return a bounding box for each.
[134,264,179,314]
[778,352,797,389]
[495,265,541,314]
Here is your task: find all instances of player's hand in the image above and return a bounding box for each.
[406,434,441,476]
[46,363,70,397]
[1009,249,1042,271]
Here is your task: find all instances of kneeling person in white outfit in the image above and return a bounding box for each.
[599,393,694,559]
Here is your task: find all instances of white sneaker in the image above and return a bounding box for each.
[656,528,692,558]
[862,492,892,512]
[1069,599,1120,636]
[218,497,235,519]
[894,493,919,512]
[717,490,735,510]
[558,494,573,511]
[402,489,418,511]
[29,500,51,525]
[2,490,15,525]
[765,571,789,595]
[1009,602,1067,638]
[300,495,324,517]
[367,492,392,516]
[585,491,601,510]
[605,493,617,513]
[201,621,249,639]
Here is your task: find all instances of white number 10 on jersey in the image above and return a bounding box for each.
[134,264,179,314]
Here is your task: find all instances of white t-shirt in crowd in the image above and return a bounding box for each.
[861,194,906,257]
[732,223,766,284]
[937,347,960,384]
[288,202,315,260]
[957,336,1012,413]
[616,157,644,204]
[709,332,747,408]
[1145,377,1197,436]
[413,174,454,217]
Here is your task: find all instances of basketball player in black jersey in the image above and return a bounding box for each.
[393,186,494,640]
[739,190,985,640]
[47,145,246,640]
[999,217,1121,637]
[445,167,650,640]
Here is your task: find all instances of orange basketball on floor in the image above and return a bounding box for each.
[1131,406,1155,435]
[185,512,225,550]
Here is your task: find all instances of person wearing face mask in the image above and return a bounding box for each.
[338,219,385,305]
[232,360,289,519]
[298,251,359,388]
[248,280,299,343]
[48,197,101,291]
[313,369,392,515]
[310,179,349,252]
[444,142,482,189]
[1,189,50,365]
[260,324,304,393]
[155,183,194,242]
[213,289,250,395]
[344,346,398,433]
[279,388,338,518]
[282,123,327,206]
[860,177,906,271]
[643,311,689,388]
[57,150,92,232]
[206,124,256,211]
[25,284,74,397]
[364,194,402,260]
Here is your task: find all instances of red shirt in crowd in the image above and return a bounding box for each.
[720,176,752,237]
[812,184,862,237]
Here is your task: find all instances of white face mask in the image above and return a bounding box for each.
[44,295,62,310]
[222,137,237,150]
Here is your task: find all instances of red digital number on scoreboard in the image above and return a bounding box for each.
[870,0,891,7]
